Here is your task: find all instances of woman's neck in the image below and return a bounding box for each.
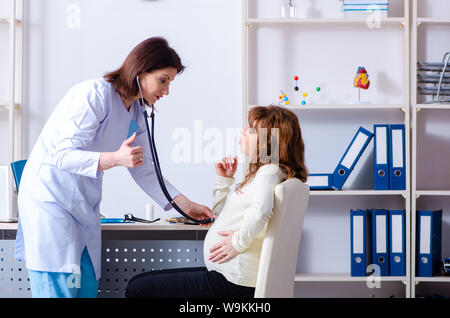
[121,96,136,112]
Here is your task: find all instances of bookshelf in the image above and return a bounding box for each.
[309,190,406,197]
[295,273,407,283]
[242,0,411,297]
[0,0,24,222]
[245,17,406,25]
[249,104,405,110]
[416,18,450,25]
[411,0,450,299]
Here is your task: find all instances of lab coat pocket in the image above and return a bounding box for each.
[72,174,103,219]
[33,163,78,211]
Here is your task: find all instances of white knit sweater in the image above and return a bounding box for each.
[203,164,286,287]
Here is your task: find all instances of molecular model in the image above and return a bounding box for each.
[278,75,321,106]
[278,90,289,105]
[294,75,321,105]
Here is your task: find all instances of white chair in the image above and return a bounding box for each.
[254,177,310,298]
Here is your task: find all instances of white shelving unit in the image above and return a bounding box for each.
[0,0,24,222]
[242,0,411,297]
[249,104,405,110]
[309,190,407,197]
[416,18,450,25]
[411,0,450,298]
[295,273,407,283]
[245,17,406,25]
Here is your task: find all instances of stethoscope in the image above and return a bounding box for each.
[136,76,213,225]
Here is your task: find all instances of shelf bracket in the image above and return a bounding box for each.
[3,18,22,25]
[400,20,406,28]
[416,107,422,113]
[400,107,406,113]
[4,103,20,112]
[245,22,253,29]
[416,194,421,199]
[401,193,407,199]
[401,279,407,286]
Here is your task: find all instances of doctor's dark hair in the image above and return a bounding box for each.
[104,37,185,100]
[235,105,308,193]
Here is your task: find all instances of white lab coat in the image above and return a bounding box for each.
[15,79,180,279]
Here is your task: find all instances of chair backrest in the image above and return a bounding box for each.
[254,177,310,298]
[10,159,27,191]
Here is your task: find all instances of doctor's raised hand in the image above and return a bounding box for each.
[98,133,144,171]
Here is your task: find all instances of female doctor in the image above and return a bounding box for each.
[15,37,215,298]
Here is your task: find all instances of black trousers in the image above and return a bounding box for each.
[125,267,255,298]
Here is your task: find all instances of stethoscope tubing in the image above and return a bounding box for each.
[136,76,212,224]
[143,108,213,224]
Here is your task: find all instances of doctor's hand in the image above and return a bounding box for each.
[215,155,238,178]
[172,194,216,228]
[98,133,144,172]
[115,133,144,168]
[209,230,240,264]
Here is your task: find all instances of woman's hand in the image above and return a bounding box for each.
[115,133,144,168]
[98,133,144,172]
[172,194,216,228]
[215,155,238,178]
[209,230,240,264]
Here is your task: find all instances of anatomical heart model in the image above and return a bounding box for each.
[353,66,371,104]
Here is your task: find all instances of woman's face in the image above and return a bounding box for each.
[238,125,258,157]
[139,67,178,105]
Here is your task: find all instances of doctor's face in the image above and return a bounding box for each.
[139,67,178,105]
